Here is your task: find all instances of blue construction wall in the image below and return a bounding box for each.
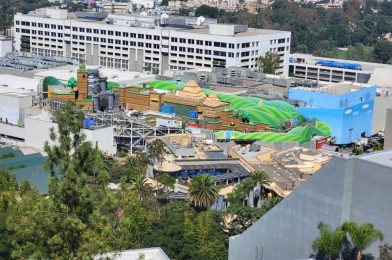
[289,89,341,108]
[289,86,376,109]
[289,87,376,144]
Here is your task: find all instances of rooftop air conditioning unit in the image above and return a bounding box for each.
[196,16,205,26]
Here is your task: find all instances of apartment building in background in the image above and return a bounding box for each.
[14,8,291,75]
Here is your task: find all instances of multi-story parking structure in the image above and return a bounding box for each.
[14,8,291,75]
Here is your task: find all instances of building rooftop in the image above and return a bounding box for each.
[175,159,251,183]
[292,82,375,95]
[34,65,153,83]
[358,149,392,168]
[19,8,289,35]
[290,53,392,72]
[231,145,331,194]
[0,74,40,93]
[180,26,289,36]
[95,247,169,260]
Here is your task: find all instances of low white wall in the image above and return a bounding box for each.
[0,122,25,139]
[24,116,116,155]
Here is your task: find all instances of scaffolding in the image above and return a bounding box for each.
[45,99,185,153]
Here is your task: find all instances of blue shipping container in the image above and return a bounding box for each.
[189,111,198,118]
[161,104,174,114]
[83,118,95,129]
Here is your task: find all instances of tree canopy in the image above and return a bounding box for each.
[195,0,392,63]
[188,174,219,210]
[0,0,54,32]
[312,222,345,260]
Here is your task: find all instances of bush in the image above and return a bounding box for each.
[117,150,128,158]
[0,152,15,160]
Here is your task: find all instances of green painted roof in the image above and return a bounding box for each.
[52,91,75,95]
[149,80,332,144]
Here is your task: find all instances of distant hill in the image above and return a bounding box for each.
[0,0,54,32]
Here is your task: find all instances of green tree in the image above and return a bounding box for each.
[180,210,198,259]
[379,0,392,16]
[227,178,254,205]
[0,171,19,259]
[148,139,165,165]
[148,139,166,195]
[224,204,265,236]
[67,77,77,91]
[195,211,227,260]
[68,2,84,12]
[160,0,169,6]
[296,44,308,53]
[179,8,190,16]
[373,40,392,63]
[43,101,99,258]
[188,174,218,210]
[312,222,345,260]
[156,172,176,194]
[37,101,116,258]
[251,171,270,188]
[131,173,153,201]
[341,221,384,260]
[0,0,54,31]
[143,202,226,260]
[263,196,282,210]
[118,153,149,183]
[257,52,280,74]
[195,5,221,19]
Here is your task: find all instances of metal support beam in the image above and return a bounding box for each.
[45,99,185,152]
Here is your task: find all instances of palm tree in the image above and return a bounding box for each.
[251,171,270,188]
[250,171,270,207]
[312,222,345,260]
[156,172,175,194]
[233,178,254,205]
[130,173,152,201]
[341,221,384,260]
[147,139,166,196]
[147,139,165,165]
[188,174,218,210]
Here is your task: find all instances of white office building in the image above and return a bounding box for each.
[14,8,291,75]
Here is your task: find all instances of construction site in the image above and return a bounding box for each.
[43,65,332,149]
